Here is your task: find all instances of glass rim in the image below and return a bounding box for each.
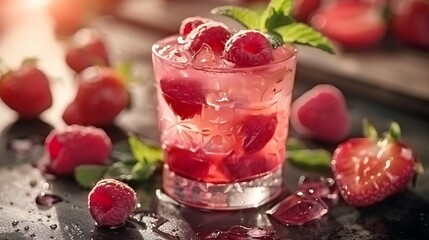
[152,35,298,73]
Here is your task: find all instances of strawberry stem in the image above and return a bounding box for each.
[22,57,39,66]
[362,119,378,140]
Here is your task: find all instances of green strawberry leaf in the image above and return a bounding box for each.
[74,165,109,189]
[388,122,401,140]
[211,6,261,30]
[288,149,332,172]
[274,23,335,54]
[260,0,294,30]
[115,60,137,84]
[362,119,378,140]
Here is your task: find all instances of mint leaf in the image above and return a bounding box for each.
[260,0,294,30]
[274,23,335,53]
[128,136,163,165]
[286,138,307,151]
[288,149,332,172]
[104,161,134,181]
[264,11,294,32]
[74,165,109,189]
[211,6,261,30]
[131,161,157,181]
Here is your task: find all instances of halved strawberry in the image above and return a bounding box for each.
[223,30,274,67]
[235,114,278,154]
[185,22,231,54]
[160,77,205,119]
[290,84,350,143]
[311,1,386,49]
[332,121,418,207]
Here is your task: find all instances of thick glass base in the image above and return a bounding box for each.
[162,165,283,210]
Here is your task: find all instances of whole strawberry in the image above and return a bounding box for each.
[332,121,418,207]
[65,28,110,73]
[46,125,112,176]
[88,179,137,227]
[0,59,52,118]
[62,66,129,126]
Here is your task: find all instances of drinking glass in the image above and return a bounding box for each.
[152,35,297,210]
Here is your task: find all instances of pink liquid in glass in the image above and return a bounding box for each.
[152,36,297,210]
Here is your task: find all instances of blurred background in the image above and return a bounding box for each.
[0,0,428,128]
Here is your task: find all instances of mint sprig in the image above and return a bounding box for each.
[74,136,163,188]
[211,0,334,53]
[286,138,332,172]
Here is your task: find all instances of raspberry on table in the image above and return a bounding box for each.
[223,30,274,67]
[88,179,137,227]
[45,125,112,176]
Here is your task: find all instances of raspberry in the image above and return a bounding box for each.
[160,77,205,119]
[88,179,137,227]
[179,16,211,37]
[223,30,274,67]
[185,22,231,54]
[235,114,278,154]
[45,125,111,176]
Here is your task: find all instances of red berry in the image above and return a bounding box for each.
[391,0,429,49]
[311,1,386,49]
[332,124,416,207]
[221,151,278,181]
[65,29,110,73]
[62,66,129,126]
[290,84,350,143]
[223,30,274,67]
[160,77,205,119]
[185,22,231,54]
[88,179,137,227]
[166,147,210,180]
[235,114,277,154]
[45,125,112,176]
[0,60,52,118]
[179,16,211,37]
[293,0,322,23]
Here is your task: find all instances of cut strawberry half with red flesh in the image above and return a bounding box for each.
[311,1,386,49]
[332,121,417,207]
[290,84,350,143]
[223,30,274,67]
[185,22,231,54]
[179,16,211,37]
[235,114,278,154]
[160,77,205,119]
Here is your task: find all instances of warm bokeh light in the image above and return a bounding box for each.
[21,0,52,8]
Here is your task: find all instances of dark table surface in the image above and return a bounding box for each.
[0,4,429,240]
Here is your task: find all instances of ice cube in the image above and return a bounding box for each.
[191,44,223,69]
[266,192,328,226]
[297,175,338,200]
[203,135,234,155]
[158,44,190,64]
